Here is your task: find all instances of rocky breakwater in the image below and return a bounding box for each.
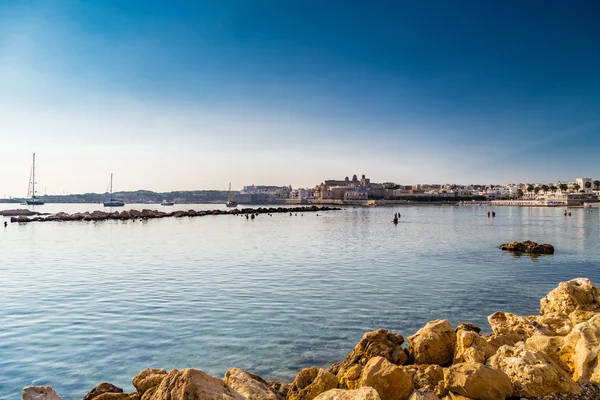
[9,205,341,223]
[23,278,600,400]
[499,240,555,255]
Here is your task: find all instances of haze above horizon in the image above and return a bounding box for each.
[1,0,599,196]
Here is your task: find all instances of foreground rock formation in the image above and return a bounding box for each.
[9,206,340,223]
[24,278,600,400]
[499,240,555,255]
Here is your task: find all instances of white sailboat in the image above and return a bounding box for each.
[26,153,44,205]
[103,173,125,207]
[226,182,237,207]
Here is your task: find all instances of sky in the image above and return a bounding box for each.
[1,0,599,195]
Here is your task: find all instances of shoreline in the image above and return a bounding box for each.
[24,278,600,400]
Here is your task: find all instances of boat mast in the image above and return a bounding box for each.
[31,153,36,200]
[110,173,113,198]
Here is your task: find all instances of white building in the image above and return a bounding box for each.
[577,177,593,193]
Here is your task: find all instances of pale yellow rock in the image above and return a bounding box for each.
[444,393,471,400]
[569,310,598,326]
[83,383,124,400]
[486,343,580,397]
[443,362,512,400]
[288,367,339,400]
[560,314,600,383]
[149,368,245,400]
[224,368,281,400]
[360,356,413,400]
[401,365,445,397]
[453,330,496,364]
[132,369,167,398]
[331,329,407,389]
[408,390,440,400]
[540,278,600,317]
[312,387,381,400]
[93,394,139,400]
[407,320,456,366]
[22,386,62,400]
[487,312,551,343]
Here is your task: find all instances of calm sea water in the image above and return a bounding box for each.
[1,204,599,399]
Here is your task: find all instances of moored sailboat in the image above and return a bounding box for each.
[26,153,45,206]
[103,173,125,207]
[226,182,237,207]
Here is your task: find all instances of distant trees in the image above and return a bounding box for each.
[573,183,581,192]
[541,184,549,193]
[517,189,524,198]
[585,182,592,189]
[527,185,534,195]
[594,180,600,191]
[550,185,558,193]
[559,183,569,192]
[534,187,541,195]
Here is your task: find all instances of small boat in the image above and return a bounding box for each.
[226,182,237,207]
[103,173,125,207]
[26,153,45,205]
[161,200,175,206]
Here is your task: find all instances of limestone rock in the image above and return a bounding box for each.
[480,334,515,351]
[454,324,480,334]
[444,362,512,400]
[407,320,456,366]
[149,368,245,400]
[453,329,496,364]
[540,278,600,317]
[22,386,62,400]
[360,356,413,400]
[408,391,440,400]
[83,383,123,400]
[330,329,407,389]
[486,343,580,397]
[269,381,290,399]
[288,367,338,400]
[312,387,381,400]
[224,368,282,400]
[487,312,551,343]
[93,394,139,400]
[132,369,167,398]
[401,365,445,396]
[499,241,554,254]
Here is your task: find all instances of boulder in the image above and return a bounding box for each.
[92,394,139,400]
[486,343,580,397]
[330,329,407,389]
[149,368,245,400]
[453,329,496,364]
[224,368,282,400]
[487,312,551,343]
[407,320,456,366]
[268,381,290,399]
[83,383,123,400]
[22,386,62,400]
[288,367,338,400]
[408,391,440,400]
[401,365,445,397]
[360,356,413,400]
[312,387,381,400]
[132,369,167,398]
[499,240,554,254]
[443,362,512,400]
[540,278,600,317]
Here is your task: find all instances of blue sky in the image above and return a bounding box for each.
[1,0,599,195]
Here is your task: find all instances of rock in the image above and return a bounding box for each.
[224,368,282,400]
[401,365,445,397]
[288,367,339,400]
[408,391,440,400]
[480,333,515,351]
[360,356,413,400]
[150,368,245,400]
[499,240,554,254]
[453,328,496,364]
[540,278,600,317]
[83,383,124,400]
[487,312,551,343]
[312,387,381,400]
[486,343,580,397]
[443,394,471,400]
[132,368,167,398]
[331,328,407,389]
[22,386,62,400]
[444,362,512,400]
[407,320,456,366]
[93,394,139,400]
[268,381,290,399]
[454,324,480,334]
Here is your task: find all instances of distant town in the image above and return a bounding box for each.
[2,174,599,207]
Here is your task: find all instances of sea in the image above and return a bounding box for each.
[1,203,599,399]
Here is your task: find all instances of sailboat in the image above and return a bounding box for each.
[26,153,45,205]
[103,173,125,207]
[226,182,237,207]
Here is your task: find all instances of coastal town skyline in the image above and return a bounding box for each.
[1,1,599,195]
